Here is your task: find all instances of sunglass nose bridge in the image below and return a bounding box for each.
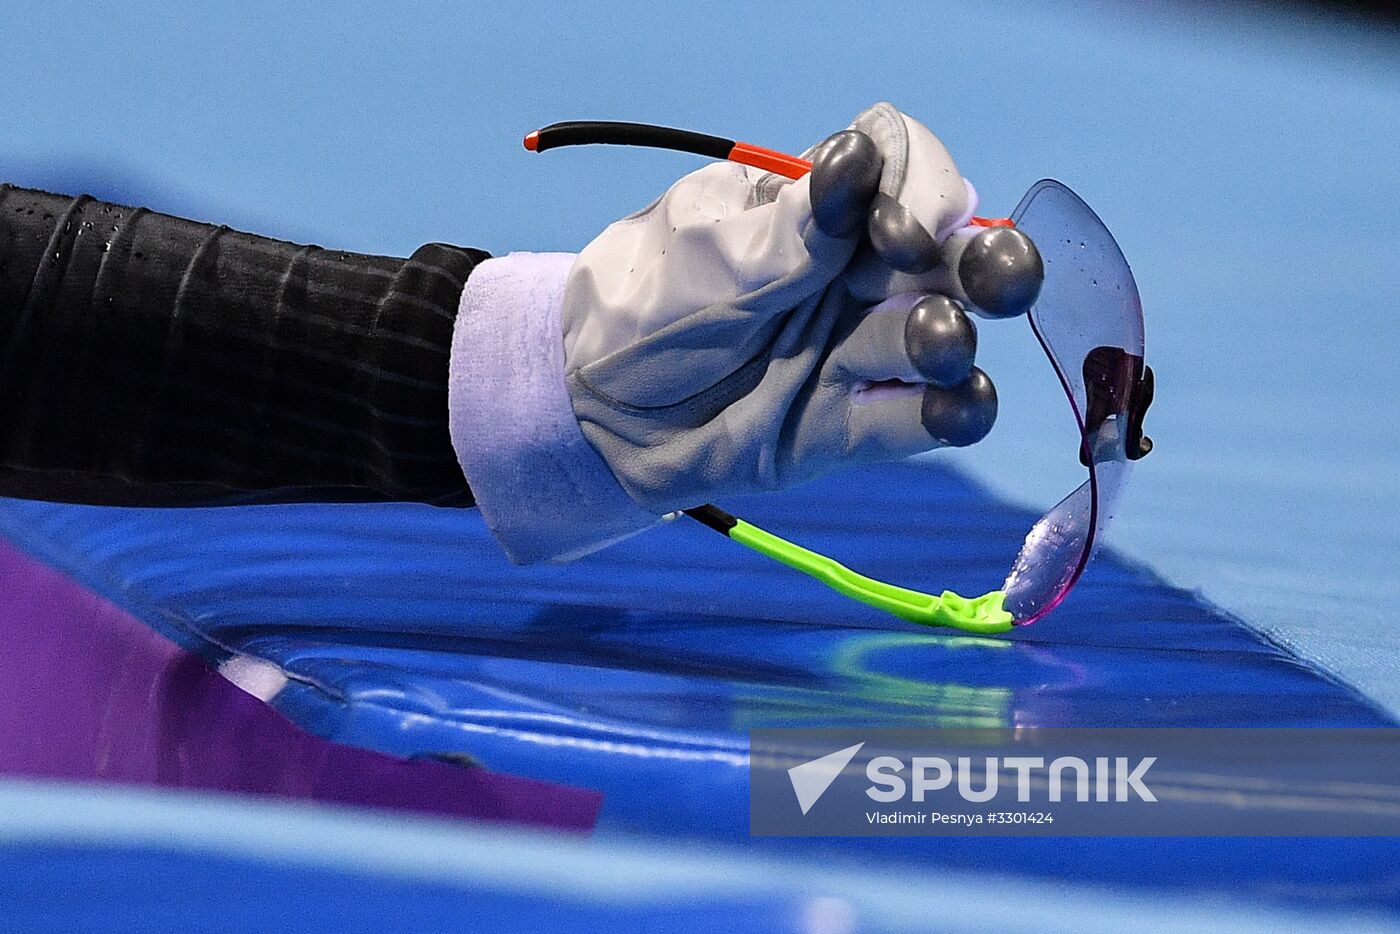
[1127,365,1154,461]
[1080,347,1154,466]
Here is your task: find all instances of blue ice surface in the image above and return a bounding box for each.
[0,844,796,934]
[7,779,1397,934]
[0,458,1395,912]
[3,0,1396,716]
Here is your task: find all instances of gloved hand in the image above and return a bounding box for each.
[449,103,1043,563]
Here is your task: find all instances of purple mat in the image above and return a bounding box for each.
[0,542,602,830]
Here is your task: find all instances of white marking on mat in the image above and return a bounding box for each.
[219,655,289,702]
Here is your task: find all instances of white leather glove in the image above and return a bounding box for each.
[449,103,1043,563]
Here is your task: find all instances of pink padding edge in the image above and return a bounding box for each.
[0,540,602,832]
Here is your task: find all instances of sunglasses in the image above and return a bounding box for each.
[526,121,1153,634]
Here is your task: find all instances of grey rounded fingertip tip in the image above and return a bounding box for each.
[905,295,976,388]
[921,367,998,447]
[868,193,941,274]
[958,227,1044,319]
[810,130,882,238]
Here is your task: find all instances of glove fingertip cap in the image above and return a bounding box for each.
[868,194,942,274]
[810,129,882,238]
[905,295,976,387]
[922,368,998,447]
[960,227,1044,319]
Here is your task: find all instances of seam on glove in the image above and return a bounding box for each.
[448,252,660,564]
[859,103,909,197]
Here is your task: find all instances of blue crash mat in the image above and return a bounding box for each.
[0,459,1394,909]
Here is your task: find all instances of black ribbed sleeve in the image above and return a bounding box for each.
[0,184,488,507]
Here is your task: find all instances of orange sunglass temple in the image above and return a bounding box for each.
[525,123,1014,228]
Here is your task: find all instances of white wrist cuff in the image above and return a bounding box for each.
[448,252,660,564]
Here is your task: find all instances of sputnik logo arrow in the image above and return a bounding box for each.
[787,742,865,815]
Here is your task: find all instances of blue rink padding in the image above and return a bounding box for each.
[1,458,1397,915]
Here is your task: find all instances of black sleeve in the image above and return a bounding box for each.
[0,183,489,507]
